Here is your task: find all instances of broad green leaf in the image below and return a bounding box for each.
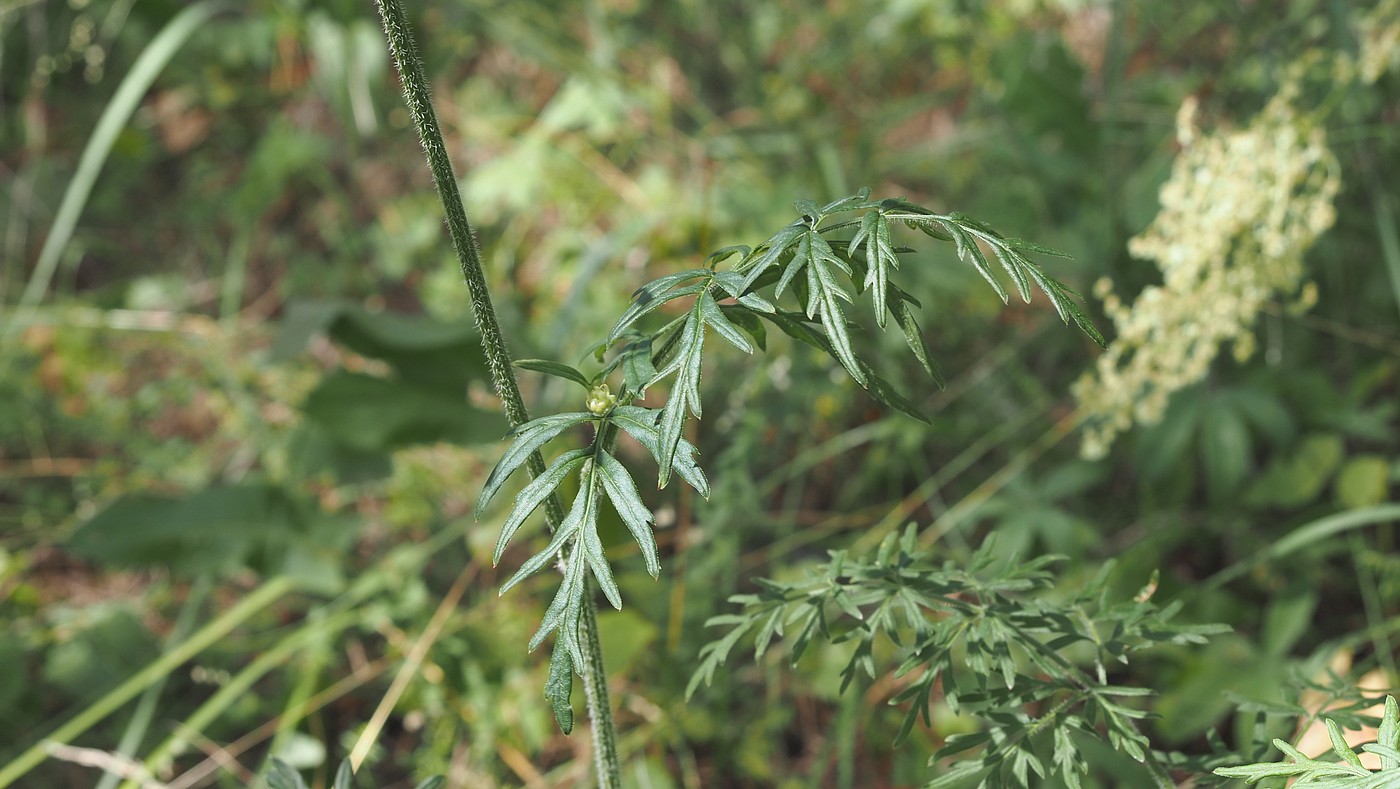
[266,759,309,789]
[1336,455,1390,509]
[493,448,589,566]
[303,371,507,452]
[514,358,592,388]
[477,412,593,515]
[1200,400,1251,500]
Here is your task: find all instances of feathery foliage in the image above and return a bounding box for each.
[1214,696,1400,787]
[688,525,1226,787]
[480,191,1104,728]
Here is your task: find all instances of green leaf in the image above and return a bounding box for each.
[649,299,707,488]
[530,540,590,660]
[619,335,658,397]
[514,358,593,388]
[493,448,590,566]
[501,470,594,596]
[713,270,777,312]
[323,305,490,392]
[941,218,1009,303]
[886,283,942,386]
[817,188,871,216]
[477,412,594,515]
[740,220,806,292]
[266,759,309,789]
[720,304,768,351]
[848,210,897,326]
[1328,719,1367,770]
[606,269,710,344]
[607,405,710,497]
[68,485,315,578]
[698,290,754,354]
[332,760,354,789]
[1200,400,1251,500]
[594,448,660,577]
[706,244,752,267]
[1379,696,1400,770]
[801,231,865,385]
[545,637,575,733]
[860,363,930,423]
[1336,455,1391,509]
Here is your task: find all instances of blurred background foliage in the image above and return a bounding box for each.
[1,0,1397,786]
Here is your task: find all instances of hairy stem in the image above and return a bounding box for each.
[373,2,619,785]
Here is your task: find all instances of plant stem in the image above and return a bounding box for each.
[372,2,621,785]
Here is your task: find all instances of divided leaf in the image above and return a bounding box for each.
[607,269,711,345]
[608,405,710,497]
[477,412,594,515]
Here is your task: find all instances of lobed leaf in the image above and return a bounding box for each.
[493,448,589,566]
[607,406,708,496]
[739,220,806,293]
[476,412,594,515]
[698,290,754,354]
[606,269,710,344]
[593,448,659,577]
[545,637,574,733]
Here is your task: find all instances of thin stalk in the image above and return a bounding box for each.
[0,576,297,789]
[0,1,227,362]
[95,576,213,789]
[372,2,620,786]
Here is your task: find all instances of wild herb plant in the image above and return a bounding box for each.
[1214,696,1400,787]
[688,526,1226,788]
[368,0,1189,784]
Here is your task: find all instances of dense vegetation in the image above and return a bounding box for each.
[2,1,1398,787]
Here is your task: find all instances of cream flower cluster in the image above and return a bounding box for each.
[1355,0,1400,84]
[1073,86,1340,459]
